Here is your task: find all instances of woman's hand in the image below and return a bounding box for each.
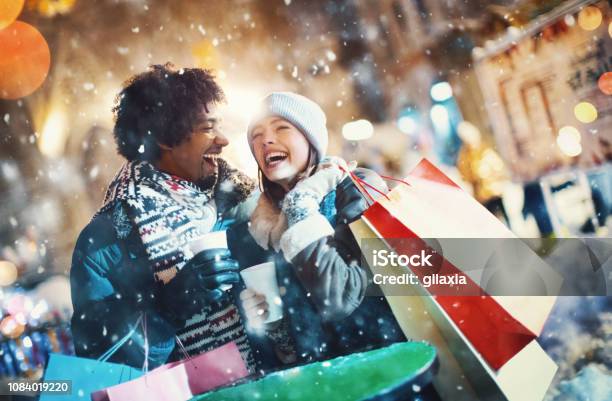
[240,288,270,329]
[282,157,356,226]
[317,156,356,173]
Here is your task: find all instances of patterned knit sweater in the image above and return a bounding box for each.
[99,160,257,371]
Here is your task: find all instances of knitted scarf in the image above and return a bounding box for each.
[101,159,255,283]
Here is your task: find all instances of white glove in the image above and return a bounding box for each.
[282,157,356,226]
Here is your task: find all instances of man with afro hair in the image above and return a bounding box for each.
[70,63,258,371]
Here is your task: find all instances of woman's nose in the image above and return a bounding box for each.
[261,130,276,145]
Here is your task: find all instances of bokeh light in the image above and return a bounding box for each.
[0,260,18,286]
[29,0,76,18]
[39,108,68,158]
[430,82,453,102]
[557,126,582,157]
[598,72,612,95]
[0,315,25,338]
[577,6,602,31]
[0,21,51,99]
[397,116,417,135]
[342,119,374,141]
[0,0,24,29]
[573,102,598,123]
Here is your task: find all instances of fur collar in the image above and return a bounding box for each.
[248,194,287,252]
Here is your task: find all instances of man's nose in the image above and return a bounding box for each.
[214,133,229,147]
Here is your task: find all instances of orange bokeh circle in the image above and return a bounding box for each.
[0,21,51,99]
[598,72,612,95]
[0,0,24,29]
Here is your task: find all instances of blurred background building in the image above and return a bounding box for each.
[0,0,610,397]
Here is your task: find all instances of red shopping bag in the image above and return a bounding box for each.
[347,159,559,401]
[92,341,249,401]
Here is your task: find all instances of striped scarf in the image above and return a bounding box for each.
[101,159,257,371]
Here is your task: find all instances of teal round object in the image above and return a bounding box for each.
[194,341,437,401]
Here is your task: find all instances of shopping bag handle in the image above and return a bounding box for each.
[339,166,410,205]
[174,335,205,371]
[97,314,144,363]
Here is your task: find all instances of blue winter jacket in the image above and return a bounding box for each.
[70,203,249,369]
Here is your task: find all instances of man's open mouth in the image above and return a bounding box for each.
[265,151,288,167]
[202,153,220,168]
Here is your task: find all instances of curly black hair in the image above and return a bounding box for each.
[112,63,225,161]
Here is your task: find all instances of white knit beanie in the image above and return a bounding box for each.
[247,92,328,161]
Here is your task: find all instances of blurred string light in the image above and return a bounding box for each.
[397,115,417,135]
[27,0,76,18]
[0,0,24,29]
[39,108,68,158]
[7,293,33,316]
[192,40,221,71]
[397,105,419,136]
[557,126,582,157]
[609,21,612,38]
[0,315,25,338]
[0,20,51,99]
[457,121,481,147]
[573,102,598,123]
[563,14,575,27]
[342,119,374,141]
[22,335,32,348]
[30,300,49,320]
[0,260,18,286]
[430,82,453,102]
[598,72,612,95]
[577,6,602,31]
[429,104,450,136]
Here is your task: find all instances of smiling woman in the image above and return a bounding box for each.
[236,91,405,369]
[250,116,313,193]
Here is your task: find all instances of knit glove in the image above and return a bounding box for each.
[281,157,355,226]
[157,248,240,326]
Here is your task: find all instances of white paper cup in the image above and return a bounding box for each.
[188,231,228,254]
[240,262,283,323]
[188,231,232,291]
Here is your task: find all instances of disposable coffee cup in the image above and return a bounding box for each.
[188,231,232,291]
[189,231,228,253]
[240,262,283,323]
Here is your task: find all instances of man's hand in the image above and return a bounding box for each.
[157,248,240,326]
